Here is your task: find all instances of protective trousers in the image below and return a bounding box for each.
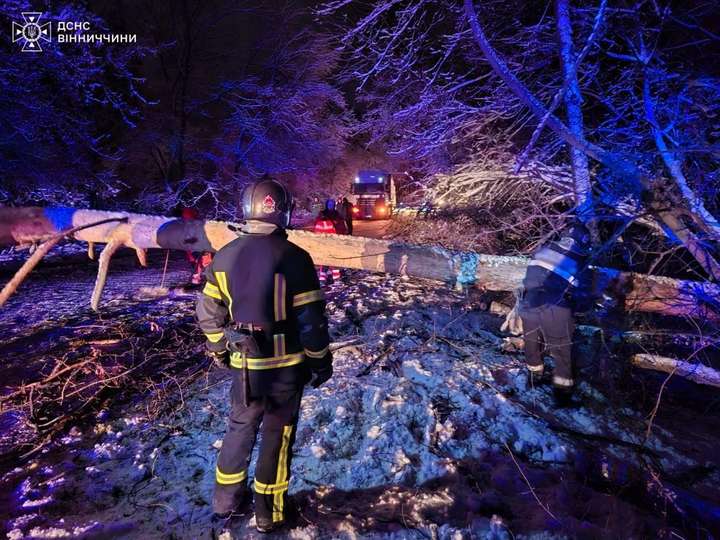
[519,303,575,389]
[213,370,302,524]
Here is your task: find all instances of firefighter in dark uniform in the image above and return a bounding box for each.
[518,219,593,406]
[196,178,333,533]
[340,197,354,235]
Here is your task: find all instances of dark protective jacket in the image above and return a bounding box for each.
[196,222,331,395]
[523,234,594,311]
[341,200,354,223]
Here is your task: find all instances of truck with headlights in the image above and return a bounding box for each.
[350,170,397,220]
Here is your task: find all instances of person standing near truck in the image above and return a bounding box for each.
[340,197,354,235]
[178,206,213,285]
[313,200,344,285]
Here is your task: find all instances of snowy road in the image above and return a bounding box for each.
[352,219,394,239]
[1,244,719,539]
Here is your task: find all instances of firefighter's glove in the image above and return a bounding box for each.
[500,288,524,336]
[500,303,523,336]
[207,349,230,369]
[310,365,333,388]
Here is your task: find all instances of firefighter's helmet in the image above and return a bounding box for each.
[242,177,294,228]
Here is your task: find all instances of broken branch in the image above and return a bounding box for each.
[631,353,720,389]
[0,216,127,308]
[463,0,720,280]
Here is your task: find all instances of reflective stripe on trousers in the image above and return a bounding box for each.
[213,378,302,520]
[518,302,575,388]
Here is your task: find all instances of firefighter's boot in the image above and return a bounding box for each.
[210,513,231,540]
[255,516,282,534]
[255,497,297,533]
[528,369,551,387]
[212,484,251,518]
[553,386,580,409]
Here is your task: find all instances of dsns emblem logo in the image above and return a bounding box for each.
[12,12,51,52]
[261,195,276,214]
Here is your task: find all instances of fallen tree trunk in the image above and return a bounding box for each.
[631,354,720,389]
[0,207,719,321]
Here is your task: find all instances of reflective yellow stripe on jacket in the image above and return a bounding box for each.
[273,334,286,357]
[292,289,324,307]
[274,273,287,321]
[215,271,233,319]
[230,352,304,370]
[203,282,222,300]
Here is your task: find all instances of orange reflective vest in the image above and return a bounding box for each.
[314,218,336,234]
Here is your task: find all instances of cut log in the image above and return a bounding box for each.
[1,207,719,321]
[500,335,720,389]
[631,354,720,389]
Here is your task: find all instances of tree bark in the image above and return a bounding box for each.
[1,206,718,320]
[631,354,720,389]
[555,0,592,206]
[515,0,606,175]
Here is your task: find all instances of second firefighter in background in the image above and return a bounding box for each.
[518,216,594,407]
[313,198,347,285]
[196,178,333,533]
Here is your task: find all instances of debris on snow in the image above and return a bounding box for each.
[1,257,718,538]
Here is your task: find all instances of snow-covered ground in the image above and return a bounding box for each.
[1,245,719,539]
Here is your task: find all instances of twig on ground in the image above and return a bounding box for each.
[503,441,559,522]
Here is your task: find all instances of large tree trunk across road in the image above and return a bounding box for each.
[1,206,718,321]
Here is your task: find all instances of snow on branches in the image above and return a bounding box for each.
[323,0,720,280]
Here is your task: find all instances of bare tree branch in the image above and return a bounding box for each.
[462,0,720,280]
